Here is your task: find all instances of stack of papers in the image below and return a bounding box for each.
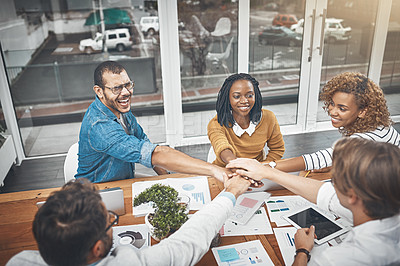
[132,176,211,216]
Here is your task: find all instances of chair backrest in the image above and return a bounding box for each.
[64,142,79,183]
[207,146,216,163]
[206,37,234,62]
[211,17,231,37]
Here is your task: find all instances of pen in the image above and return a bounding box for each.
[304,170,311,178]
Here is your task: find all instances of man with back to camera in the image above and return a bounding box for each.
[6,176,251,266]
[75,60,229,183]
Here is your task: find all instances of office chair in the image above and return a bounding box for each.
[64,142,79,183]
[206,37,234,73]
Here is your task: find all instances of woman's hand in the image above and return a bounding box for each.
[226,158,271,181]
[312,166,332,173]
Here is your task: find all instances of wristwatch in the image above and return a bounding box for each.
[295,248,311,262]
[268,161,277,168]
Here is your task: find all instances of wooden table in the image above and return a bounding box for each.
[0,172,330,266]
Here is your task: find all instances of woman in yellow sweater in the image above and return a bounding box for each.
[207,73,285,167]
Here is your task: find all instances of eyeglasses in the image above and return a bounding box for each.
[104,81,134,95]
[105,210,119,232]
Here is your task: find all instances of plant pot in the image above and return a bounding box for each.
[178,194,190,214]
[145,212,162,242]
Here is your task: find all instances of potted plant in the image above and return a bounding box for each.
[133,184,189,241]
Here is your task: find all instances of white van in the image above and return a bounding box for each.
[291,18,351,43]
[140,16,159,35]
[79,28,133,54]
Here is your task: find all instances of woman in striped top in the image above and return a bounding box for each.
[272,72,400,172]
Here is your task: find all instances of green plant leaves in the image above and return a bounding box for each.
[134,184,189,240]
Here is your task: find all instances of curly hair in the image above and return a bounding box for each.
[94,60,126,88]
[320,72,392,136]
[216,73,262,128]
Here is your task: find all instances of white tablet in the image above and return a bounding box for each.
[282,206,350,245]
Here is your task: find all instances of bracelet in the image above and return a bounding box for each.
[295,248,311,262]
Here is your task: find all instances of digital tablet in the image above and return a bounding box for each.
[282,206,349,245]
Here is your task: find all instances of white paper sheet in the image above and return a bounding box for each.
[273,227,329,265]
[212,240,274,265]
[221,207,273,236]
[111,224,151,253]
[132,176,211,216]
[265,195,316,226]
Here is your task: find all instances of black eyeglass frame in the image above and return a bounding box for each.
[105,210,119,232]
[103,81,134,95]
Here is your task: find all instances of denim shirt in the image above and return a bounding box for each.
[76,97,157,183]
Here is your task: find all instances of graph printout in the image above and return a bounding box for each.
[132,176,211,216]
[221,207,273,236]
[265,195,314,226]
[212,240,274,265]
[274,227,329,265]
[111,224,151,254]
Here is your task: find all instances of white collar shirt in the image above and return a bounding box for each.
[232,122,257,137]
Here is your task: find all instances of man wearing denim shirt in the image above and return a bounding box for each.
[76,61,228,183]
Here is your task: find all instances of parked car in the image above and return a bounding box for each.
[291,18,351,43]
[272,14,298,28]
[258,26,302,46]
[140,16,159,36]
[79,28,133,54]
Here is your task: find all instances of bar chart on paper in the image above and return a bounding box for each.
[191,192,205,204]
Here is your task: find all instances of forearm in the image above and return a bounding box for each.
[275,156,306,172]
[264,168,322,204]
[139,195,234,265]
[152,146,215,177]
[153,166,169,175]
[220,149,237,164]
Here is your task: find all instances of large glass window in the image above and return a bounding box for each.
[380,1,400,117]
[177,1,238,138]
[249,0,304,126]
[317,0,379,122]
[1,0,165,156]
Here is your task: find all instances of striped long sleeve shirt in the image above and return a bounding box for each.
[302,125,400,170]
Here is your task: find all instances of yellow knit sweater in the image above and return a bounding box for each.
[207,109,285,167]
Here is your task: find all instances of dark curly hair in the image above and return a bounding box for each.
[94,60,126,88]
[216,73,262,128]
[320,72,392,136]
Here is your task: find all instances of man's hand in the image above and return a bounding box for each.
[224,174,251,198]
[226,158,271,181]
[210,165,232,183]
[294,225,315,252]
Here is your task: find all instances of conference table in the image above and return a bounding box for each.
[0,171,330,266]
